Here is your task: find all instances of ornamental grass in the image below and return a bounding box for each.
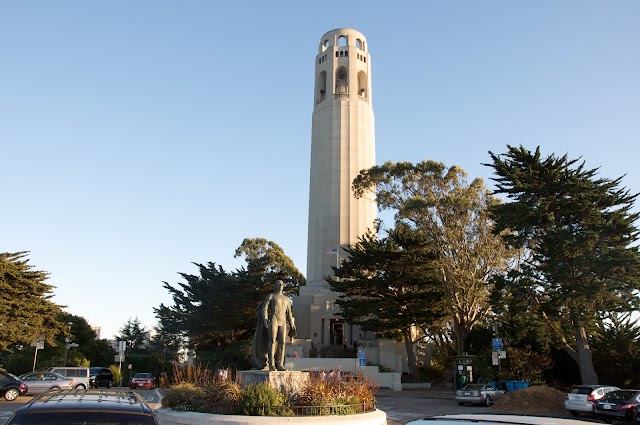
[161,364,378,416]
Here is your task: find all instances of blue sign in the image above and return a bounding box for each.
[492,338,503,350]
[358,348,366,366]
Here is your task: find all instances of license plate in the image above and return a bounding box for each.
[604,405,611,410]
[464,392,470,395]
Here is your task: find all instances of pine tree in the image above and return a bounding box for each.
[486,145,640,384]
[328,224,446,379]
[0,252,65,350]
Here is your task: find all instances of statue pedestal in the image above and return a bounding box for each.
[236,370,309,393]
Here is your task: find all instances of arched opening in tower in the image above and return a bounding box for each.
[335,67,348,94]
[358,71,368,98]
[317,71,327,100]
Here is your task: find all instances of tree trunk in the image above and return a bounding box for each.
[454,317,468,356]
[572,313,599,384]
[403,328,419,381]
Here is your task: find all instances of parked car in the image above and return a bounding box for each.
[0,371,28,401]
[129,373,155,390]
[407,414,603,425]
[46,367,90,389]
[565,384,620,416]
[594,389,640,422]
[455,383,505,406]
[5,389,158,424]
[18,371,74,395]
[89,366,113,388]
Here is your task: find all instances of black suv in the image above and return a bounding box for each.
[88,367,113,388]
[6,389,158,424]
[0,371,28,401]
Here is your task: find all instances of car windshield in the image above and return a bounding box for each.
[7,411,156,425]
[464,384,484,390]
[570,386,594,394]
[134,374,152,379]
[605,390,638,401]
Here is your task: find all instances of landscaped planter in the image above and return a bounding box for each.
[155,408,387,425]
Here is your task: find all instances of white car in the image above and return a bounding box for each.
[564,384,619,416]
[407,415,604,425]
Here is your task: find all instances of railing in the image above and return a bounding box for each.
[334,93,349,98]
[176,402,376,416]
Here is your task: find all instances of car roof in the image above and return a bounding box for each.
[409,414,603,425]
[14,389,153,415]
[20,371,67,378]
[572,384,615,389]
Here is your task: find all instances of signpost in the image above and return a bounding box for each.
[31,334,45,371]
[491,338,506,377]
[117,341,127,386]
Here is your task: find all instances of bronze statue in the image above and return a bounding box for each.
[251,280,296,371]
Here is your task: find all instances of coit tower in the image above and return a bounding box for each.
[294,28,377,346]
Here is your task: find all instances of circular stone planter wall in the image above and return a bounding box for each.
[155,408,387,425]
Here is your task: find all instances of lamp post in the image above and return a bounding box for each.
[63,322,73,366]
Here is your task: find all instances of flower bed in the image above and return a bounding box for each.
[161,366,378,417]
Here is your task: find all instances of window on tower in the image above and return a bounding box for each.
[357,70,368,99]
[335,67,348,94]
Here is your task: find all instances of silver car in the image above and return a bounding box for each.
[18,371,74,395]
[564,384,619,416]
[455,383,505,406]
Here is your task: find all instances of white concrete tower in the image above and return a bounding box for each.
[294,28,376,347]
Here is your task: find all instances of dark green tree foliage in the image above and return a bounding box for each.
[116,317,149,353]
[0,252,66,351]
[59,313,115,368]
[146,327,181,376]
[156,263,249,352]
[1,313,116,374]
[327,225,446,379]
[591,312,640,388]
[155,238,304,368]
[352,161,514,355]
[486,145,640,384]
[234,238,306,295]
[489,274,555,365]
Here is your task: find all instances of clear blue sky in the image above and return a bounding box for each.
[2,1,638,340]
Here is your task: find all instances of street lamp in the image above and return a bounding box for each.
[63,322,73,366]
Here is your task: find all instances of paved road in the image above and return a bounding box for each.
[0,387,576,425]
[376,388,490,424]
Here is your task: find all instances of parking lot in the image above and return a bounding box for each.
[376,388,490,424]
[1,387,595,425]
